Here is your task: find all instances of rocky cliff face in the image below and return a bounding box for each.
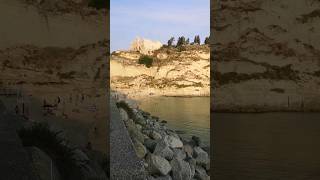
[0,0,107,48]
[130,37,163,55]
[0,41,108,88]
[212,0,320,112]
[111,45,210,99]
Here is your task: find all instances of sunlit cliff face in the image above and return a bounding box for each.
[130,37,163,55]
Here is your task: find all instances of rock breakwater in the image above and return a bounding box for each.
[115,98,210,180]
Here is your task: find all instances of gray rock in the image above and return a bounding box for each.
[193,147,209,165]
[191,136,201,147]
[202,146,210,154]
[166,130,180,140]
[164,135,183,148]
[154,140,174,161]
[142,129,153,136]
[136,124,143,131]
[27,147,62,180]
[186,158,196,178]
[133,138,147,159]
[194,166,209,180]
[80,160,108,180]
[173,148,186,160]
[126,119,145,143]
[205,160,210,171]
[153,122,161,130]
[151,131,162,140]
[73,149,90,163]
[144,139,158,153]
[170,158,192,180]
[135,115,147,126]
[155,175,173,180]
[183,144,194,158]
[147,154,172,176]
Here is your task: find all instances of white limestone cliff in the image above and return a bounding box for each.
[130,37,162,55]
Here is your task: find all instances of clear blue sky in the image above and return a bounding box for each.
[111,0,210,52]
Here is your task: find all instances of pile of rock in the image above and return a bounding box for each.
[117,100,210,180]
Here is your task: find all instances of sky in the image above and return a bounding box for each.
[110,0,210,52]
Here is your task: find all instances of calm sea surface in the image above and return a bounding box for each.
[213,113,320,179]
[138,96,210,145]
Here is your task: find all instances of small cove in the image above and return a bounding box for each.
[138,96,210,146]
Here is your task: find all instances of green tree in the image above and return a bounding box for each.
[167,37,175,47]
[204,36,210,45]
[193,35,200,45]
[176,36,186,47]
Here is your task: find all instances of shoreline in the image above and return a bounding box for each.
[113,95,210,179]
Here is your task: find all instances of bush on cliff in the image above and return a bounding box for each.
[138,55,153,68]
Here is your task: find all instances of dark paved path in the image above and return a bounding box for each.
[110,97,145,180]
[0,101,38,180]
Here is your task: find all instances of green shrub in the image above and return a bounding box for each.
[18,123,83,180]
[88,0,109,10]
[138,55,153,68]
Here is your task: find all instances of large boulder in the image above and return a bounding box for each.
[194,166,209,180]
[119,108,129,121]
[151,131,162,140]
[170,158,192,180]
[135,115,147,127]
[183,144,194,158]
[154,140,174,161]
[73,149,90,163]
[193,147,209,166]
[132,138,147,159]
[144,139,158,153]
[188,158,196,178]
[126,119,145,143]
[173,148,186,160]
[164,135,183,149]
[146,154,172,176]
[191,136,201,147]
[73,149,108,180]
[27,147,62,180]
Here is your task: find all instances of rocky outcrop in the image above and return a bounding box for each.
[111,45,210,99]
[211,0,320,112]
[130,37,163,55]
[115,97,210,180]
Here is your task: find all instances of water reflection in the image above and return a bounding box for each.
[138,96,210,145]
